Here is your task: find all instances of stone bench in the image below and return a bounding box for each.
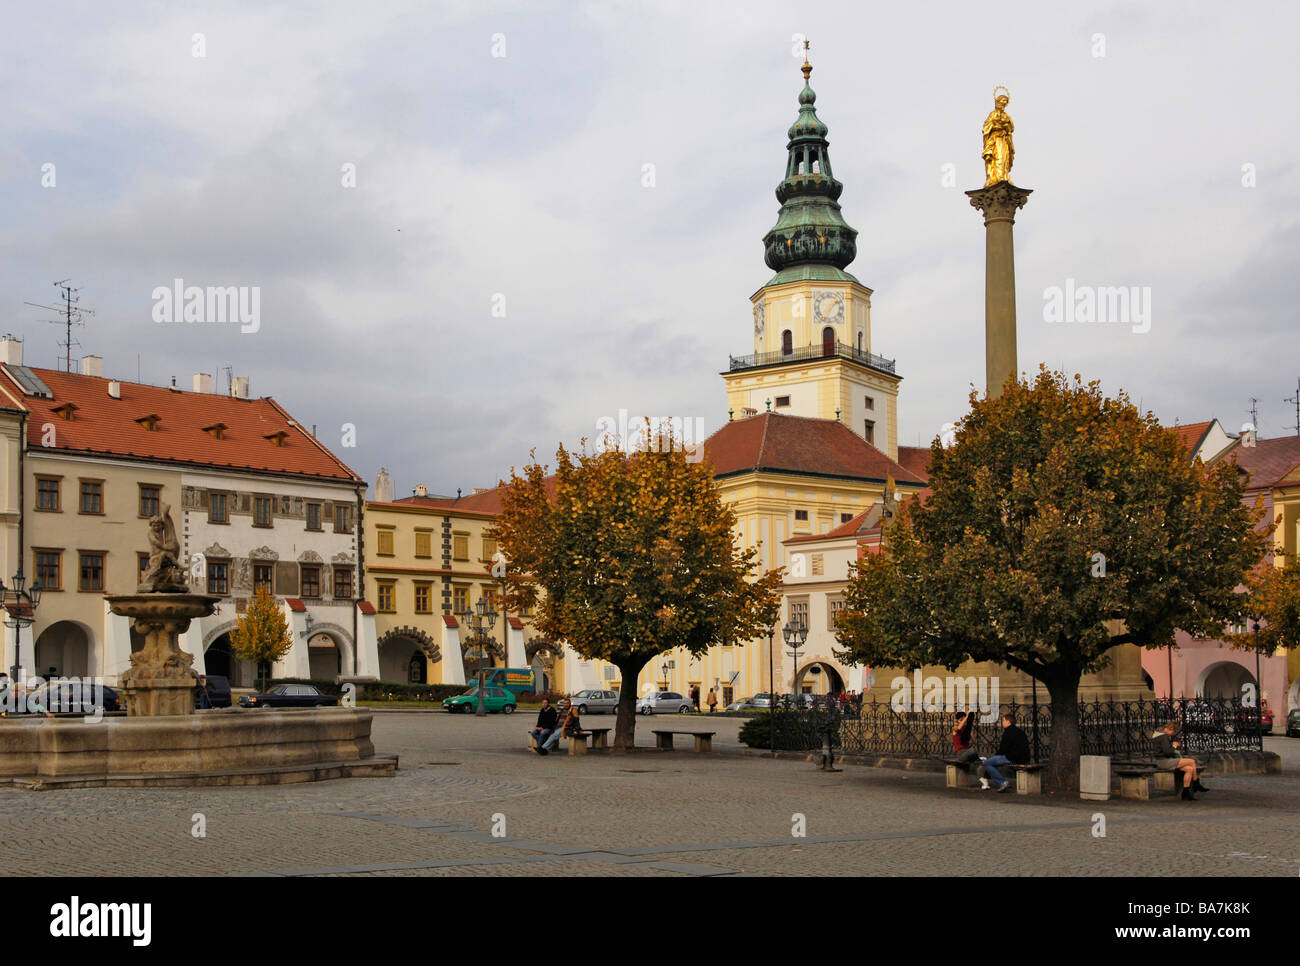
[944,758,1043,795]
[943,757,980,788]
[651,730,715,753]
[1115,762,1183,800]
[568,728,611,756]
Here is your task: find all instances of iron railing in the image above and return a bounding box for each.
[756,696,1267,760]
[728,341,896,375]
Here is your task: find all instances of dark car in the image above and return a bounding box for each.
[1287,708,1300,738]
[239,684,339,708]
[28,680,121,715]
[1181,701,1226,734]
[195,675,232,709]
[1234,705,1274,735]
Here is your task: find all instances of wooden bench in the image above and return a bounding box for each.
[568,728,611,755]
[651,730,715,753]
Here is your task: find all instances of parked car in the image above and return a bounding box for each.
[28,680,121,715]
[196,674,232,709]
[726,698,760,712]
[239,684,339,708]
[571,689,619,714]
[1234,705,1274,735]
[1286,708,1300,738]
[636,691,693,715]
[442,686,516,714]
[781,693,818,709]
[751,692,776,709]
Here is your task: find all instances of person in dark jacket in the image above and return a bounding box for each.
[979,712,1031,791]
[1154,720,1206,799]
[529,698,559,755]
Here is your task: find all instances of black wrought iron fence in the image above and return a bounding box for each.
[759,695,1265,760]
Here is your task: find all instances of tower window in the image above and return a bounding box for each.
[781,330,793,355]
[794,509,809,521]
[864,419,875,444]
[822,327,835,356]
[865,395,875,411]
[775,395,791,408]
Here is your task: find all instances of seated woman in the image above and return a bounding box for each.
[1154,720,1207,800]
[951,710,980,778]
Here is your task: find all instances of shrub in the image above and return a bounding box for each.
[738,709,841,750]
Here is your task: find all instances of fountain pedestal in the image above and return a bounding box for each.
[106,594,219,717]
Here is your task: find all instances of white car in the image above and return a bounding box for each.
[636,691,693,715]
[571,689,620,714]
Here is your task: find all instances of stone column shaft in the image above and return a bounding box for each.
[966,181,1032,398]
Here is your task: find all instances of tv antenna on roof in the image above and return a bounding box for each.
[24,280,94,372]
[1285,379,1300,436]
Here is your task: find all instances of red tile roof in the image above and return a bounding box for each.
[284,597,307,612]
[356,600,376,615]
[3,365,362,483]
[895,445,932,482]
[441,614,459,628]
[704,413,927,485]
[1170,420,1214,455]
[1218,435,1300,490]
[388,476,560,516]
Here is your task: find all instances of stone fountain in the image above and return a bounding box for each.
[0,507,396,789]
[110,503,218,716]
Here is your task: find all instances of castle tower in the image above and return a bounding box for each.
[722,47,902,460]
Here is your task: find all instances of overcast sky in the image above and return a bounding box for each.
[2,1,1297,496]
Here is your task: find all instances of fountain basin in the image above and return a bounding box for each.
[0,708,396,789]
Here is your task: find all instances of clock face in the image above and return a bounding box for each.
[813,290,844,325]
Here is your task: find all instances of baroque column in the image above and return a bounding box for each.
[966,181,1031,398]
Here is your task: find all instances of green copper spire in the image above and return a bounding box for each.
[761,49,859,286]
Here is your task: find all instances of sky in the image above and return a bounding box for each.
[1,0,1297,497]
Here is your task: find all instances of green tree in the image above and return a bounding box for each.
[493,435,784,750]
[835,368,1267,792]
[229,586,294,692]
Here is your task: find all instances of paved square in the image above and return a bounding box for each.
[2,711,1296,876]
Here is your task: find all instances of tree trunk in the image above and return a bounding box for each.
[1046,670,1082,793]
[614,657,649,751]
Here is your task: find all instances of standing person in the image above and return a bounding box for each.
[1154,721,1206,799]
[978,712,1030,791]
[706,688,718,714]
[529,698,559,755]
[690,685,700,711]
[951,711,979,781]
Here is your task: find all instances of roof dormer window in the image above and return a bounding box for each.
[264,430,288,447]
[203,422,228,440]
[135,413,161,431]
[53,402,78,421]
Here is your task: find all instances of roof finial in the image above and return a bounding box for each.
[801,39,812,81]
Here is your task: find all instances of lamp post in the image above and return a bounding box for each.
[457,596,498,716]
[1,572,43,682]
[766,622,777,758]
[1250,613,1263,740]
[783,617,808,701]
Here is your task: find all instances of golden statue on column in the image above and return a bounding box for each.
[982,86,1015,186]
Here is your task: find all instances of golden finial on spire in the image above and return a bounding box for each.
[801,39,812,81]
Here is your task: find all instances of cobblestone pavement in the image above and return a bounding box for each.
[2,710,1296,876]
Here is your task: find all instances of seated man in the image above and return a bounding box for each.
[541,700,583,752]
[979,711,1030,791]
[529,698,559,755]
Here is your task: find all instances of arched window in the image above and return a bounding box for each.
[822,326,835,357]
[781,330,793,355]
[857,331,864,354]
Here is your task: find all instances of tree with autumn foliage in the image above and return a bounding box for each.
[1226,554,1300,660]
[834,368,1267,792]
[230,587,294,692]
[492,435,784,750]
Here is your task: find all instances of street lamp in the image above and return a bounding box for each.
[1250,612,1263,739]
[457,596,498,716]
[783,617,808,701]
[1,573,43,681]
[765,622,777,758]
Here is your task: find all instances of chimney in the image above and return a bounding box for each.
[414,482,428,498]
[108,381,121,399]
[230,376,249,399]
[80,355,103,377]
[0,335,23,366]
[374,468,394,502]
[193,373,212,394]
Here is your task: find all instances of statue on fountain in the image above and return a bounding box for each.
[138,503,189,593]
